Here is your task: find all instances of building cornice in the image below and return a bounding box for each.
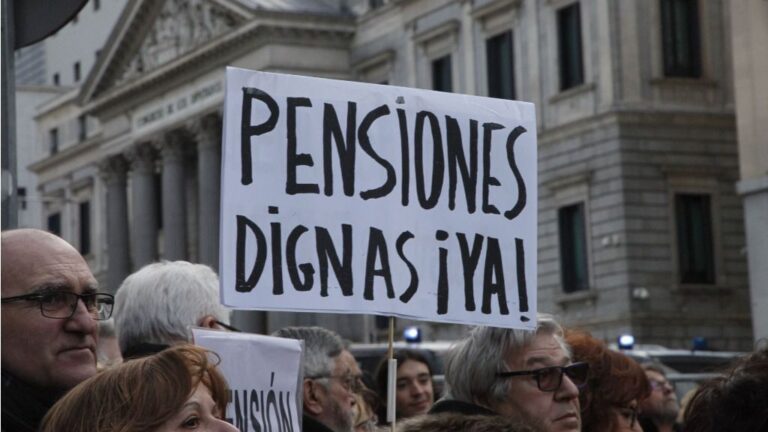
[83,15,355,116]
[28,136,102,175]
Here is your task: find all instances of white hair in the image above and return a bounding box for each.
[114,261,230,354]
[272,326,344,380]
[444,313,569,407]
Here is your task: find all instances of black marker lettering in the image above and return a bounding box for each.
[236,215,267,293]
[241,88,279,185]
[286,97,319,195]
[286,225,314,291]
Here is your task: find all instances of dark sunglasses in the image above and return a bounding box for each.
[496,361,590,392]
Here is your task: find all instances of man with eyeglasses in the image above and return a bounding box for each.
[1,229,114,432]
[430,313,586,431]
[273,326,362,432]
[638,364,682,432]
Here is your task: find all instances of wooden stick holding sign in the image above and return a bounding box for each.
[387,316,397,431]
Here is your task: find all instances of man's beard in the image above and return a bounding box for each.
[653,399,680,424]
[328,396,355,432]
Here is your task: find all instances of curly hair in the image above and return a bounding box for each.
[565,330,650,432]
[40,345,229,432]
[683,346,768,432]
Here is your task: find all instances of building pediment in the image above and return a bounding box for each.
[116,0,240,86]
[82,0,251,106]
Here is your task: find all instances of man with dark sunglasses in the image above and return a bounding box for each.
[2,229,111,432]
[429,314,585,432]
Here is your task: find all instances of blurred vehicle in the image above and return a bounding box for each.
[611,342,745,400]
[349,341,454,397]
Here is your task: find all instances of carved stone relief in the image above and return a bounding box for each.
[118,0,237,84]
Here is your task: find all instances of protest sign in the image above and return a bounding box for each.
[193,328,303,432]
[220,67,538,329]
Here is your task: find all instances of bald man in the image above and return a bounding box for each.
[1,229,114,432]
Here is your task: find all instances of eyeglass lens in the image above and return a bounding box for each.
[537,363,589,391]
[40,292,114,320]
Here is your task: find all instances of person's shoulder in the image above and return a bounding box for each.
[428,398,496,416]
[301,415,335,432]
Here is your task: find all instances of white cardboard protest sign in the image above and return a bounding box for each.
[220,67,538,329]
[193,328,303,432]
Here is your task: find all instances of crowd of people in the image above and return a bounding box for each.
[2,228,767,432]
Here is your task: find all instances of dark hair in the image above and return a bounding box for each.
[683,346,768,432]
[374,349,434,397]
[397,412,545,432]
[565,330,650,432]
[40,345,229,432]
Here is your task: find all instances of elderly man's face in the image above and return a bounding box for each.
[318,350,361,432]
[490,333,581,432]
[640,370,679,422]
[1,230,99,391]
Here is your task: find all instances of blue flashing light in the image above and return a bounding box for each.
[618,334,635,350]
[692,337,708,351]
[403,326,422,343]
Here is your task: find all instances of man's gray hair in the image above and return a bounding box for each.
[444,313,568,407]
[114,261,230,353]
[272,326,345,379]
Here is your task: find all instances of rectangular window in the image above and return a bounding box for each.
[675,194,715,284]
[78,115,87,142]
[74,62,81,82]
[557,3,584,91]
[486,31,515,100]
[79,201,91,256]
[661,0,701,77]
[369,0,384,9]
[431,55,453,92]
[47,213,61,236]
[17,187,27,210]
[94,0,100,11]
[53,73,60,86]
[49,128,59,155]
[559,203,589,293]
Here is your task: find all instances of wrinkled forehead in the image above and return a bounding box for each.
[507,332,572,369]
[334,349,361,375]
[2,232,97,295]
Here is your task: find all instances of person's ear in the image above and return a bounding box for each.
[198,315,218,329]
[303,379,324,416]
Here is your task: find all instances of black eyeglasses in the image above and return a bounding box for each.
[307,373,365,393]
[496,362,589,392]
[213,320,241,332]
[616,405,638,428]
[1,291,114,320]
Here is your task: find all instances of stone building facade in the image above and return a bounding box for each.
[30,0,754,348]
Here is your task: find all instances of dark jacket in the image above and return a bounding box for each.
[428,398,498,416]
[1,370,61,432]
[398,412,544,432]
[302,415,336,432]
[638,416,684,432]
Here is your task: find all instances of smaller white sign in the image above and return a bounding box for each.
[193,328,304,432]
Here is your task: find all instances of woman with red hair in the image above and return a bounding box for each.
[566,330,651,432]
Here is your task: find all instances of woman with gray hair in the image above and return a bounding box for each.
[113,260,232,358]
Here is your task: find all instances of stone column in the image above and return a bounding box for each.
[125,143,159,270]
[99,155,130,294]
[160,131,189,261]
[191,114,222,270]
